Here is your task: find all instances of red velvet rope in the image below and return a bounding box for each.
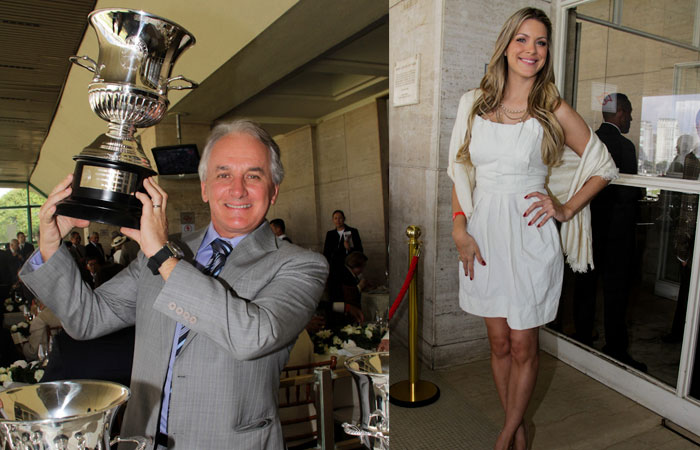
[388,255,419,321]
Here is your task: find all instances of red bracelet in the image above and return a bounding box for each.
[452,211,466,221]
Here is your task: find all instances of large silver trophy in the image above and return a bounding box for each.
[56,9,197,228]
[0,380,149,449]
[342,352,389,450]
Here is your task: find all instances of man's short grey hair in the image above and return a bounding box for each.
[198,120,284,185]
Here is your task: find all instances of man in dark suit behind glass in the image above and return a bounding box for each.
[573,93,646,372]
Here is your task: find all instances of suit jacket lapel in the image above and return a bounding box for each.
[173,224,277,356]
[217,222,278,282]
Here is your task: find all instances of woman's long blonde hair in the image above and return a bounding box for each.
[456,7,565,167]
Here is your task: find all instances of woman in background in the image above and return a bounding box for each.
[448,8,616,449]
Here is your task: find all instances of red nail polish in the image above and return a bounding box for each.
[523,213,527,217]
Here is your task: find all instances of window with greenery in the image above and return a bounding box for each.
[0,187,46,245]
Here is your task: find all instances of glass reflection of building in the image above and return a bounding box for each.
[655,118,680,174]
[638,120,654,174]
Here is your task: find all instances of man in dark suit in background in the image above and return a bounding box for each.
[323,210,363,313]
[269,218,292,243]
[574,93,646,372]
[85,231,105,264]
[16,232,34,261]
[67,231,86,264]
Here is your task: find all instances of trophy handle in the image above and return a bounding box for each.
[164,75,199,90]
[109,436,151,450]
[69,55,98,73]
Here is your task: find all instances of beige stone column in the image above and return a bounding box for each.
[389,0,554,369]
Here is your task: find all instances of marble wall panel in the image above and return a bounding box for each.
[348,173,385,243]
[314,116,347,185]
[345,103,382,178]
[276,125,315,192]
[389,0,440,169]
[268,184,319,250]
[434,309,487,345]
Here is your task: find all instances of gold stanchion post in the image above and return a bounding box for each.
[389,225,440,407]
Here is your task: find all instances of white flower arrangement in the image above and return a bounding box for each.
[315,329,332,339]
[312,322,386,355]
[11,360,28,369]
[0,360,46,387]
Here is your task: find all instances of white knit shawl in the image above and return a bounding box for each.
[447,90,619,272]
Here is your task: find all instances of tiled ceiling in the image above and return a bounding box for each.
[0,0,95,186]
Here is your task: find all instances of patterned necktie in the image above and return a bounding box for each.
[174,238,233,356]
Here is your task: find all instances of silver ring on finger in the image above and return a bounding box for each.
[153,204,161,208]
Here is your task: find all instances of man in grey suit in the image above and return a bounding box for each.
[20,120,329,449]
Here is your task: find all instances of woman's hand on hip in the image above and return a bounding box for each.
[523,192,574,227]
[452,227,485,280]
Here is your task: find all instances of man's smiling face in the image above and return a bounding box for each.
[201,133,279,238]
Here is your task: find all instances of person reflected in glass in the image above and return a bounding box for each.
[448,8,615,450]
[572,93,646,372]
[666,113,700,344]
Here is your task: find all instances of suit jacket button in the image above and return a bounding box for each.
[183,311,190,320]
[189,316,197,325]
[168,302,176,311]
[175,307,183,315]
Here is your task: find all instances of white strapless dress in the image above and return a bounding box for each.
[458,115,563,330]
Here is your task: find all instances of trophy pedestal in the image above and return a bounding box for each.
[56,156,156,229]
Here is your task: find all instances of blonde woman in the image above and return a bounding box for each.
[448,8,617,450]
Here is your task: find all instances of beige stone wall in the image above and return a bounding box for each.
[268,126,319,249]
[269,101,388,287]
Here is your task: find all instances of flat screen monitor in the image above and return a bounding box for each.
[151,144,200,176]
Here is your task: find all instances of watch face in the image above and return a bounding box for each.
[166,242,185,259]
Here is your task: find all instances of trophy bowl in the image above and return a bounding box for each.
[342,352,389,450]
[87,83,167,129]
[56,8,197,229]
[0,380,149,449]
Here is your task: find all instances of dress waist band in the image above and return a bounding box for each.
[475,173,545,194]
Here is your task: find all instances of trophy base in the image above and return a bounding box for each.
[56,156,156,229]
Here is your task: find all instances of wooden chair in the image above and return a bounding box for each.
[279,356,337,450]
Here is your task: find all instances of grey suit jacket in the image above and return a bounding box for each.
[20,223,328,449]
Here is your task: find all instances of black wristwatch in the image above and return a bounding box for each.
[147,241,184,275]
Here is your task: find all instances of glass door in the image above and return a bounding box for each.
[544,0,700,435]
